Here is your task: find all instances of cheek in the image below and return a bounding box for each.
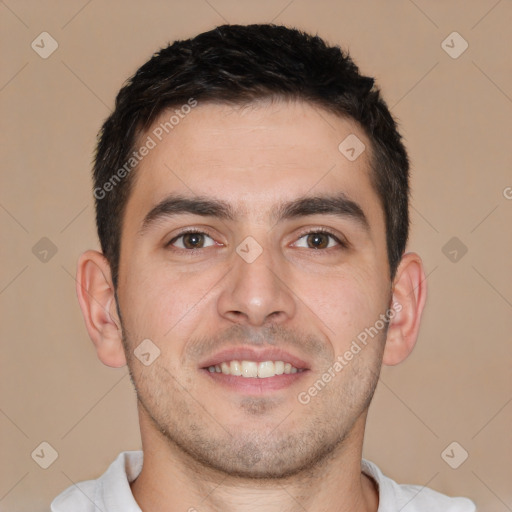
[122,264,222,345]
[296,267,387,345]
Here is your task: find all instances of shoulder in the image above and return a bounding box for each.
[362,459,476,512]
[50,450,144,512]
[50,478,99,512]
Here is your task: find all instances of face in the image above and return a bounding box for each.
[116,100,392,478]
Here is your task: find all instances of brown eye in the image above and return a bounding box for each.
[169,232,216,249]
[294,230,342,250]
[306,233,330,249]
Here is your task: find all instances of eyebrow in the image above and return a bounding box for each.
[138,193,370,236]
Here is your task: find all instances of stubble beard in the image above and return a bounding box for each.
[120,325,384,480]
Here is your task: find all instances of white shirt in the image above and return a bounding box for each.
[51,450,476,511]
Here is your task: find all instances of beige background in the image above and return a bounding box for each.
[1,1,511,510]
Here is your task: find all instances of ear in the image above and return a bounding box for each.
[382,252,427,366]
[75,250,127,368]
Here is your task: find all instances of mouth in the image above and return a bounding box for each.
[205,360,305,378]
[199,346,310,394]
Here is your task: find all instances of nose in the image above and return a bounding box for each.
[217,243,296,326]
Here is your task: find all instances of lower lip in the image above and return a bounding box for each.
[201,368,309,394]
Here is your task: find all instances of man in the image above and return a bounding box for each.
[51,23,476,511]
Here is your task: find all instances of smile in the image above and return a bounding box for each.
[206,360,305,378]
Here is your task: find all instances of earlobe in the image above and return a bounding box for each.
[382,252,427,366]
[75,250,127,368]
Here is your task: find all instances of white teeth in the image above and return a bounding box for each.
[241,360,258,378]
[257,361,275,378]
[230,360,242,376]
[206,360,304,378]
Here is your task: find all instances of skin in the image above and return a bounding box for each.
[76,99,427,512]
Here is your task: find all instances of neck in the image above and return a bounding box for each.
[130,410,379,512]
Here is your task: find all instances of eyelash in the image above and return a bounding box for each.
[166,228,348,252]
[295,228,348,250]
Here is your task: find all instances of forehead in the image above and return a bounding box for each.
[123,100,383,232]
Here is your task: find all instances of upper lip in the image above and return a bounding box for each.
[199,346,310,370]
